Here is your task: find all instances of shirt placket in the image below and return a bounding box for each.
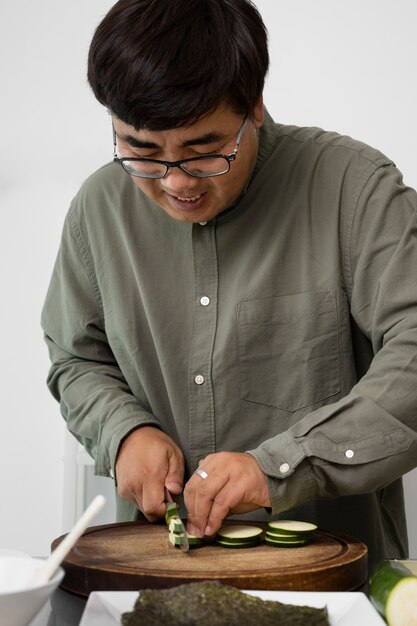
[188,220,219,471]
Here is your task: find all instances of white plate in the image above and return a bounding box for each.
[79,589,386,626]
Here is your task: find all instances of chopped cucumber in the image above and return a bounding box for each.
[169,525,204,549]
[169,531,185,547]
[267,520,317,535]
[187,534,204,548]
[265,531,308,543]
[165,502,178,525]
[169,518,184,534]
[216,525,264,542]
[215,525,263,549]
[265,535,308,548]
[216,538,260,549]
[370,560,417,626]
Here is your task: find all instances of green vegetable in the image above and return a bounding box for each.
[267,520,317,535]
[169,518,184,534]
[165,502,178,525]
[216,525,263,542]
[265,536,308,548]
[265,520,315,548]
[216,524,263,548]
[369,560,417,626]
[168,516,204,549]
[216,538,260,549]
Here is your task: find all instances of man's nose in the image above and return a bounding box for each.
[161,166,201,193]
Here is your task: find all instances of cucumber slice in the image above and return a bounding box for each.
[165,502,178,525]
[265,535,308,548]
[216,538,260,549]
[216,524,264,542]
[169,531,184,547]
[169,530,204,548]
[267,520,317,535]
[187,534,204,548]
[265,531,309,543]
[169,518,184,534]
[370,560,417,625]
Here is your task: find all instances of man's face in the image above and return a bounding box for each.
[112,101,264,223]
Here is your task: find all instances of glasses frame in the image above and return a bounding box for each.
[112,117,248,179]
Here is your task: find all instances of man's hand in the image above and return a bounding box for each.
[115,426,184,522]
[183,451,271,538]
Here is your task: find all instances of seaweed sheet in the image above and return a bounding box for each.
[121,580,330,626]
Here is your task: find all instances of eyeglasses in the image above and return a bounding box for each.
[112,117,248,179]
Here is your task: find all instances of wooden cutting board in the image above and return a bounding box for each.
[51,521,367,596]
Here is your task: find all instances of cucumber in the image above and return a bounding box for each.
[169,518,184,534]
[216,525,263,542]
[267,520,317,536]
[265,531,308,544]
[168,523,204,549]
[216,538,260,549]
[165,502,178,525]
[369,560,417,626]
[265,535,308,548]
[187,534,204,548]
[215,524,263,549]
[169,531,185,547]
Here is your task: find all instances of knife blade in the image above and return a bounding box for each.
[165,488,189,553]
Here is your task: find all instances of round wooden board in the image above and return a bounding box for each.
[52,521,367,596]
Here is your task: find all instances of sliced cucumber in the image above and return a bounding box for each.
[216,538,260,549]
[187,534,204,548]
[169,531,184,547]
[165,502,178,525]
[168,525,204,549]
[265,535,309,548]
[265,531,308,543]
[370,560,417,626]
[216,525,264,542]
[169,518,184,534]
[267,520,317,535]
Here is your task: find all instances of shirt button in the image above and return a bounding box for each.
[200,296,210,306]
[279,463,290,474]
[345,449,354,459]
[199,221,207,226]
[194,374,205,385]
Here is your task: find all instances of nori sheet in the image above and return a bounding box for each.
[121,580,330,626]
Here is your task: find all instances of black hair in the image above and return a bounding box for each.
[87,0,269,130]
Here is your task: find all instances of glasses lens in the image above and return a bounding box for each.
[121,160,167,178]
[181,156,230,177]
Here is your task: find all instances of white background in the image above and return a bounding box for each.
[0,1,416,558]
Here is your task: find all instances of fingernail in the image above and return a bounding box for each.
[204,525,212,536]
[187,524,197,536]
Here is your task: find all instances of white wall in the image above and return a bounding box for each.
[0,1,416,557]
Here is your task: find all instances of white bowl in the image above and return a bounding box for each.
[0,556,64,626]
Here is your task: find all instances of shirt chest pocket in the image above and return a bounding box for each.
[237,291,341,412]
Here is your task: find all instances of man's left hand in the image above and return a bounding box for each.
[183,451,271,538]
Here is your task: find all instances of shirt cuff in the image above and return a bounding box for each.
[247,430,305,478]
[247,431,317,514]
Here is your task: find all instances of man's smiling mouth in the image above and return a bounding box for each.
[175,194,203,202]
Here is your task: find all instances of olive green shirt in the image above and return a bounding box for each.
[42,110,417,572]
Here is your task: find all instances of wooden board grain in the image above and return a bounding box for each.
[51,521,367,596]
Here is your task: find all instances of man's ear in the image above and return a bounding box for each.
[252,94,264,128]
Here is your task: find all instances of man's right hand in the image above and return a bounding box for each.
[115,426,184,522]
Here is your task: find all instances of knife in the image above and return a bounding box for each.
[165,488,190,553]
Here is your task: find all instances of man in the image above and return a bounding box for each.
[42,0,417,572]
